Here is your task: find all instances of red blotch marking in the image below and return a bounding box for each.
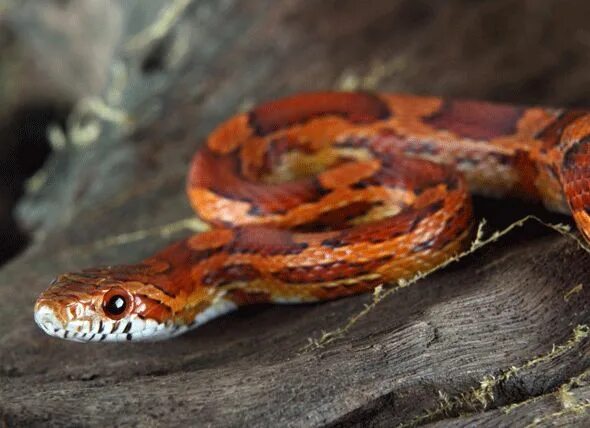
[202,264,262,287]
[249,92,390,136]
[424,99,525,140]
[321,201,443,248]
[231,226,308,256]
[293,201,375,232]
[189,148,325,215]
[512,150,540,200]
[537,110,588,151]
[227,289,271,305]
[134,294,172,323]
[273,257,390,284]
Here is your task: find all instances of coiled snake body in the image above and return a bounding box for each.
[34,92,590,342]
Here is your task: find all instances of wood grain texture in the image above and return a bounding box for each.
[1,0,590,426]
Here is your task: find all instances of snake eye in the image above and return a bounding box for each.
[102,288,132,319]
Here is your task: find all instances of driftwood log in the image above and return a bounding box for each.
[1,1,590,426]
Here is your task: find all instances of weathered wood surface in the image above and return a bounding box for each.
[1,1,590,426]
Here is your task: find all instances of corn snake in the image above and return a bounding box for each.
[34,91,590,342]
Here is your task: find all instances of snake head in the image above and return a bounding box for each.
[34,264,235,343]
[34,269,173,342]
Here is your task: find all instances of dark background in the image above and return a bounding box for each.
[1,1,589,426]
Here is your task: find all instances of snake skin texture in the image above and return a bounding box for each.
[34,92,590,342]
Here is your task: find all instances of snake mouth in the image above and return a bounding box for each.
[33,304,189,342]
